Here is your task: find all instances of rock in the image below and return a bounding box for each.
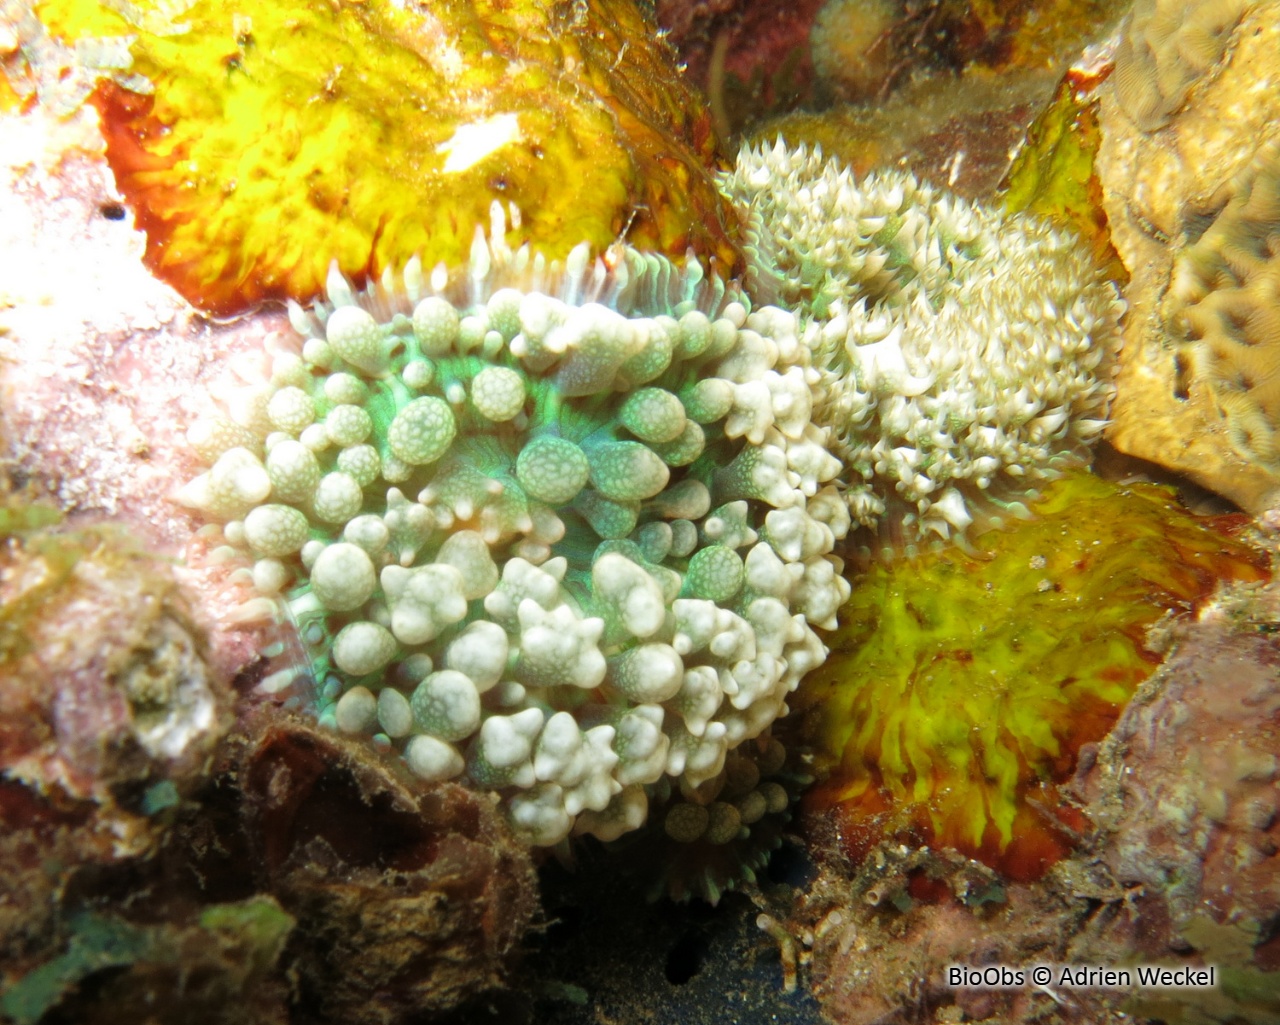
[1096,0,1280,514]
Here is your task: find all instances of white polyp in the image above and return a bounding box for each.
[483,557,563,630]
[471,365,526,421]
[515,600,607,689]
[377,687,415,738]
[673,665,723,736]
[381,562,469,645]
[507,783,573,846]
[613,705,670,787]
[608,643,684,703]
[252,558,291,595]
[405,734,465,782]
[243,504,310,558]
[533,711,584,783]
[442,621,508,693]
[477,707,544,769]
[335,686,378,734]
[435,529,500,599]
[310,542,377,612]
[592,553,665,639]
[332,621,397,677]
[411,670,481,741]
[561,724,621,815]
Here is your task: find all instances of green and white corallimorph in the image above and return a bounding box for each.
[180,203,850,846]
[643,734,810,904]
[720,140,1125,550]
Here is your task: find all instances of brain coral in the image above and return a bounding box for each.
[720,140,1125,549]
[1166,142,1280,468]
[180,208,850,846]
[30,0,740,314]
[1112,0,1247,132]
[797,472,1268,881]
[1096,0,1280,515]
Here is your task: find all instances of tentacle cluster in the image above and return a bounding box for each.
[180,204,850,845]
[635,735,812,905]
[721,140,1125,550]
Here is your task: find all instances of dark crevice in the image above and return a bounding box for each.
[664,929,709,985]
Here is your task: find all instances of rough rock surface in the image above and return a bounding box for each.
[1097,0,1280,515]
[0,102,292,684]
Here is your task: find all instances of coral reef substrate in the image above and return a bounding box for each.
[1098,0,1280,516]
[1165,141,1280,470]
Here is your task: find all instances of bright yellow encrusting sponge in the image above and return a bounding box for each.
[796,472,1269,880]
[32,0,740,315]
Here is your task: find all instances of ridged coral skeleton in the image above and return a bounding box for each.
[1166,141,1280,468]
[1111,0,1247,133]
[720,140,1126,548]
[180,203,850,846]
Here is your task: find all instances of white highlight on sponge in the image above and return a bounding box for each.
[437,113,523,173]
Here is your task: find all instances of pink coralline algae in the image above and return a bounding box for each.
[0,101,296,686]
